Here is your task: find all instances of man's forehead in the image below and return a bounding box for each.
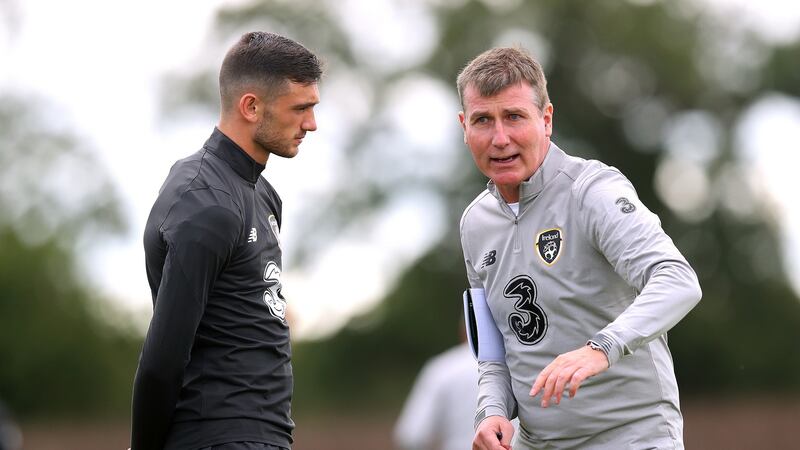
[463,82,537,112]
[277,81,320,102]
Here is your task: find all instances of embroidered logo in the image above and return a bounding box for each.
[247,228,258,243]
[481,250,497,268]
[535,228,562,266]
[268,214,281,249]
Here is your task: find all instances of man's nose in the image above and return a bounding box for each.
[491,123,510,147]
[303,111,317,132]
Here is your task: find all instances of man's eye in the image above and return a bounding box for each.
[509,114,521,120]
[475,117,489,124]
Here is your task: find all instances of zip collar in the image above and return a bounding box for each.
[203,127,265,184]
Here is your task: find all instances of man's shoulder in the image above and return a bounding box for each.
[165,147,244,197]
[460,189,494,229]
[553,157,640,220]
[153,186,244,244]
[573,163,634,203]
[162,149,208,190]
[150,150,243,229]
[556,150,609,184]
[552,149,633,201]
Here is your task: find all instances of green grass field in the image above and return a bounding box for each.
[18,396,800,450]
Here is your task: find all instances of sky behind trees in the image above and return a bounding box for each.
[1,0,799,339]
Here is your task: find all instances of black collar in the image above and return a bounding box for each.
[203,127,265,184]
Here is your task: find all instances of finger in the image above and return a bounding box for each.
[530,364,553,396]
[553,368,574,405]
[499,421,515,448]
[474,430,506,450]
[472,435,481,450]
[541,369,561,407]
[569,367,588,398]
[472,436,482,450]
[473,432,490,450]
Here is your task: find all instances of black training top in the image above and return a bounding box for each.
[131,128,293,450]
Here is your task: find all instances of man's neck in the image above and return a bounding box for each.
[497,185,520,203]
[217,121,268,165]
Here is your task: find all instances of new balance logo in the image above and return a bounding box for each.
[481,250,497,268]
[248,228,258,243]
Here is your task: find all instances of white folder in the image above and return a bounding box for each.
[463,288,506,362]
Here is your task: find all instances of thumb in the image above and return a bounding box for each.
[499,422,514,448]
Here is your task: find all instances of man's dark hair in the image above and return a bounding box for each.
[219,31,322,111]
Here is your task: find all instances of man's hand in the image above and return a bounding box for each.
[473,415,515,450]
[530,345,609,407]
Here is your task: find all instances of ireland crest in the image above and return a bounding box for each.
[535,228,562,266]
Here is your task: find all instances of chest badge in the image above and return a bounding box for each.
[268,214,281,249]
[535,228,563,266]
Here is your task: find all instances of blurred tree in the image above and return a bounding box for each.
[0,96,141,418]
[167,0,800,414]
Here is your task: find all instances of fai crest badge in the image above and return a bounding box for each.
[268,214,281,249]
[535,228,563,266]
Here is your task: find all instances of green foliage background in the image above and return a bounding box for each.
[1,0,799,422]
[0,97,141,418]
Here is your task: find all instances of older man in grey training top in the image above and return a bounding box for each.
[457,47,701,450]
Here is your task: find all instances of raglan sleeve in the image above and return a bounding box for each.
[460,211,518,428]
[576,168,702,367]
[131,189,241,450]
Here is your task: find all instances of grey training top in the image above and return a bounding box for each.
[460,142,701,449]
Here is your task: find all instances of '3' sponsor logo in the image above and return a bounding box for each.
[263,261,286,321]
[504,275,547,345]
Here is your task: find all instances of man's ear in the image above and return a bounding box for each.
[238,93,261,123]
[458,111,467,144]
[543,103,554,138]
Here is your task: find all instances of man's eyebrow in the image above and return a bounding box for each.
[468,106,528,120]
[503,107,528,114]
[293,100,319,108]
[468,108,489,120]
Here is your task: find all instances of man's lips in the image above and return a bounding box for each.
[490,154,519,163]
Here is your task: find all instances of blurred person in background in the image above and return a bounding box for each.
[457,47,701,450]
[394,322,518,450]
[131,31,321,450]
[0,400,22,450]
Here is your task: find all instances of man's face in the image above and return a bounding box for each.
[255,81,320,159]
[459,82,553,202]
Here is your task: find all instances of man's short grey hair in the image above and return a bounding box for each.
[457,47,550,111]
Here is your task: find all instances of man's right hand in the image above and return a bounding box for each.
[473,415,514,450]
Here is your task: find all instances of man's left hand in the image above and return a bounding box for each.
[529,345,609,407]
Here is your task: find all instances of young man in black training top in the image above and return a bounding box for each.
[131,32,321,450]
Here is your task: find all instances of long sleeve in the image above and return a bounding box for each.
[576,168,702,366]
[131,193,241,450]
[461,237,517,429]
[475,361,517,429]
